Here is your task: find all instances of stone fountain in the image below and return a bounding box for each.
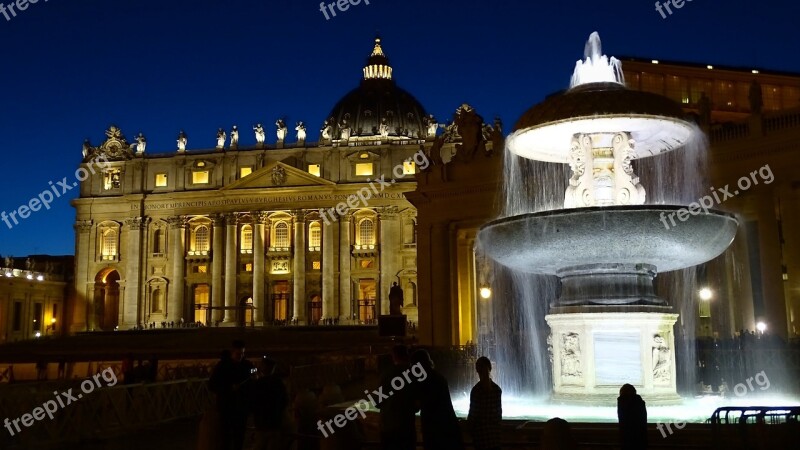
[478,33,738,405]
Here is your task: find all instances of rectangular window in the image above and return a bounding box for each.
[192,265,208,274]
[103,169,122,190]
[312,261,321,270]
[12,302,22,331]
[240,167,253,178]
[699,300,711,318]
[402,161,415,175]
[192,171,210,184]
[243,263,253,272]
[155,173,168,187]
[33,303,43,332]
[355,163,373,176]
[308,164,321,177]
[193,284,210,324]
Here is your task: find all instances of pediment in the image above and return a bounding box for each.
[222,161,334,190]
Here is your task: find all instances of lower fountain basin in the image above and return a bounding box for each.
[478,205,738,275]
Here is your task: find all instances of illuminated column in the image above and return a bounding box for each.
[167,216,186,322]
[292,211,306,324]
[322,217,335,319]
[379,207,401,315]
[339,213,352,323]
[122,217,147,328]
[253,212,267,324]
[223,214,238,323]
[73,220,93,332]
[211,214,224,323]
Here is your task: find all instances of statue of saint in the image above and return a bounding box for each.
[339,119,351,141]
[320,118,333,141]
[253,124,266,147]
[388,282,404,315]
[82,139,92,158]
[230,126,239,148]
[424,114,438,138]
[276,119,288,141]
[749,80,763,114]
[379,118,390,139]
[134,133,146,154]
[177,131,188,151]
[216,128,227,149]
[295,122,307,142]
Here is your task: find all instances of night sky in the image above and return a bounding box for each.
[0,0,796,256]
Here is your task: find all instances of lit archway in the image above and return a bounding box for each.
[94,269,121,330]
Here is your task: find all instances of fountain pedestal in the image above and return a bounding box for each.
[546,308,681,405]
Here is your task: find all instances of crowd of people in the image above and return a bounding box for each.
[202,340,652,450]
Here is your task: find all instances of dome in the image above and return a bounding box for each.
[325,38,428,142]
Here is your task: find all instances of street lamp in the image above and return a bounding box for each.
[756,321,767,334]
[698,287,713,301]
[479,285,492,299]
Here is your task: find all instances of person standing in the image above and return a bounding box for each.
[209,340,256,450]
[411,349,464,450]
[617,383,648,450]
[468,357,502,450]
[376,345,418,450]
[252,357,290,450]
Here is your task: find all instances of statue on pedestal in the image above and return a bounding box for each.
[276,119,288,141]
[424,114,438,138]
[389,282,404,315]
[339,119,351,141]
[320,118,333,142]
[295,122,307,142]
[230,126,239,148]
[177,131,188,152]
[134,133,146,154]
[216,128,227,149]
[253,124,266,147]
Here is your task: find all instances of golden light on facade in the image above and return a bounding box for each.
[479,285,492,299]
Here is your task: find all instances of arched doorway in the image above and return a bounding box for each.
[94,269,120,331]
[239,296,254,327]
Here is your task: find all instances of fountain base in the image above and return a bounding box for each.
[546,310,681,405]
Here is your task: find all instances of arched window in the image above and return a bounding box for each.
[274,221,289,248]
[308,222,321,249]
[193,225,210,252]
[153,228,165,254]
[240,224,253,253]
[358,219,375,246]
[151,288,163,312]
[101,229,117,259]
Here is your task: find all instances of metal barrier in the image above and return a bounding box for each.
[710,406,800,450]
[0,378,211,448]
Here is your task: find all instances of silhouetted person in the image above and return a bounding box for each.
[252,357,290,450]
[541,417,577,450]
[617,384,648,450]
[209,340,255,450]
[388,282,404,315]
[377,345,418,450]
[468,357,502,450]
[411,349,464,450]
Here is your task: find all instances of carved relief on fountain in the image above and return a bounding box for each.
[546,334,554,364]
[652,333,671,384]
[613,132,646,205]
[560,332,583,384]
[565,135,594,208]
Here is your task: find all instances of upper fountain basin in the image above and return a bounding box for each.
[478,205,738,275]
[508,82,694,163]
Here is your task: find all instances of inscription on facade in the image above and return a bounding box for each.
[134,193,407,211]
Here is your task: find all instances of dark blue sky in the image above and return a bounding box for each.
[0,0,796,256]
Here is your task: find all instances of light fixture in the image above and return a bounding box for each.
[707,65,713,70]
[36,275,44,281]
[698,287,713,301]
[651,60,659,64]
[26,274,33,280]
[752,69,760,74]
[51,318,57,324]
[479,285,492,299]
[756,321,767,333]
[34,332,41,338]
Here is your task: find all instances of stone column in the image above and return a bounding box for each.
[322,217,335,320]
[253,212,268,325]
[292,211,306,324]
[73,220,93,332]
[211,214,224,324]
[167,216,186,322]
[339,214,352,323]
[122,217,147,328]
[379,207,401,315]
[224,214,239,324]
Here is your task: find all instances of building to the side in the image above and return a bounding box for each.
[0,255,73,342]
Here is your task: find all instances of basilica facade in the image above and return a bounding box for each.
[69,38,455,332]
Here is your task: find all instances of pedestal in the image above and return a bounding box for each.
[545,308,681,405]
